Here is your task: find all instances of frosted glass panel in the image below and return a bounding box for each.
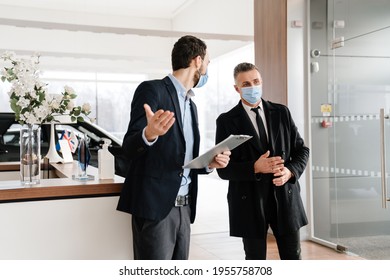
[311,0,390,259]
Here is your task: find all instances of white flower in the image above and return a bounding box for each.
[50,99,60,110]
[67,100,75,111]
[1,51,16,60]
[1,51,91,125]
[24,112,38,125]
[16,97,30,107]
[64,85,75,96]
[1,68,10,79]
[82,103,92,114]
[34,106,50,121]
[11,85,26,97]
[36,80,46,90]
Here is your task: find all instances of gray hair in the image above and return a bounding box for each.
[233,62,259,80]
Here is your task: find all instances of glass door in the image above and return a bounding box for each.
[310,0,390,259]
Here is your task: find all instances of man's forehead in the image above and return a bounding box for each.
[236,69,261,82]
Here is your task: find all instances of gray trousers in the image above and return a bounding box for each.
[131,205,191,260]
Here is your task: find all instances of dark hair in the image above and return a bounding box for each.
[233,62,259,80]
[171,35,207,71]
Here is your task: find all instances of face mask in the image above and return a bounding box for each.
[241,85,262,104]
[195,69,208,88]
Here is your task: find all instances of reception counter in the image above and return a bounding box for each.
[0,162,132,260]
[0,162,124,202]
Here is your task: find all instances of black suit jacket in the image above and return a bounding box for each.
[117,76,205,223]
[216,100,309,237]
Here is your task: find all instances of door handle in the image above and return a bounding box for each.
[380,108,390,208]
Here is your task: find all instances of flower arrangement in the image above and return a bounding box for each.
[0,51,91,125]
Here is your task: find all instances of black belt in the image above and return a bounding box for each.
[175,195,190,207]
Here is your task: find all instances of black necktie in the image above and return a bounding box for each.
[251,107,268,149]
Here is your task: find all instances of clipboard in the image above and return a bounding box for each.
[183,134,252,169]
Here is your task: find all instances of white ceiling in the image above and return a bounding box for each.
[0,0,254,77]
[0,0,197,19]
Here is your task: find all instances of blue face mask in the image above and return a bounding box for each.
[241,86,262,104]
[195,69,208,88]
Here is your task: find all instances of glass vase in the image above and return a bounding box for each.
[20,124,41,185]
[72,134,94,181]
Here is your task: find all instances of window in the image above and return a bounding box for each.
[0,44,253,146]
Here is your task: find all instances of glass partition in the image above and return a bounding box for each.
[310,0,390,259]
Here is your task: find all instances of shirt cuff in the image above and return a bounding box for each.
[142,127,158,146]
[205,166,214,173]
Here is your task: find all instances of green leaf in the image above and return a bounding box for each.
[10,99,20,114]
[20,107,28,114]
[38,92,45,102]
[72,107,81,116]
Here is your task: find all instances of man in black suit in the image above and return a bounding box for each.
[117,35,230,260]
[216,62,309,260]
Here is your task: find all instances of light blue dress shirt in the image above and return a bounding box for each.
[168,74,194,196]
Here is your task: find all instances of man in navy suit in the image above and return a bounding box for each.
[216,62,309,260]
[117,35,230,260]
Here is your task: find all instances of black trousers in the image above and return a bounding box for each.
[242,182,302,260]
[242,228,301,260]
[131,205,191,260]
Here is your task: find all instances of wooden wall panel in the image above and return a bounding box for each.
[254,0,287,105]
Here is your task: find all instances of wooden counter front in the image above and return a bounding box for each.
[0,161,124,203]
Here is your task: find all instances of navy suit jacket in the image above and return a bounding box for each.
[216,100,309,237]
[117,76,205,223]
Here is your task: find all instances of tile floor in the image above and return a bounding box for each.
[189,174,363,260]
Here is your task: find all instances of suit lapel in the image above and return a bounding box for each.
[163,77,184,137]
[263,100,280,155]
[234,102,263,154]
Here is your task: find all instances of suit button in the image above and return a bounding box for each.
[241,195,247,200]
[178,172,183,177]
[288,189,292,194]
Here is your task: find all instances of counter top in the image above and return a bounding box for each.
[0,161,124,203]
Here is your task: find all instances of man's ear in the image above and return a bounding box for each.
[234,85,240,94]
[195,55,203,69]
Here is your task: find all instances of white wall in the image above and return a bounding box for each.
[173,0,253,36]
[0,0,253,76]
[287,0,310,240]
